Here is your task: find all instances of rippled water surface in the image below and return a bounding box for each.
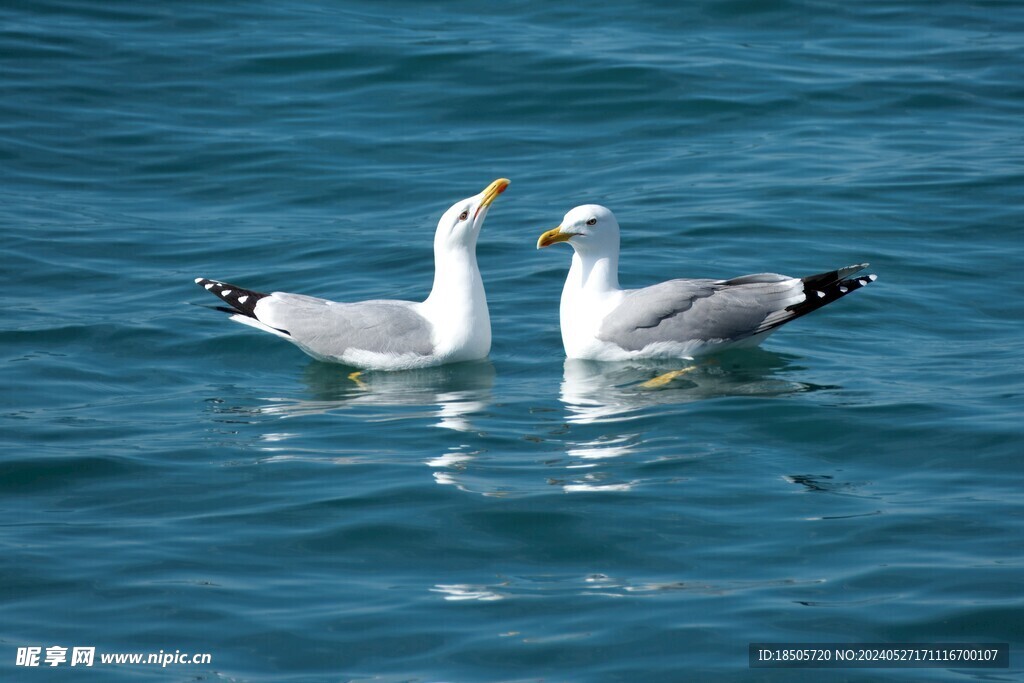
[2,1,1023,681]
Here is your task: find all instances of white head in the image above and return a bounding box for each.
[536,204,620,257]
[434,178,510,253]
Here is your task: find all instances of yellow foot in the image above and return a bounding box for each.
[640,367,696,389]
[348,371,367,389]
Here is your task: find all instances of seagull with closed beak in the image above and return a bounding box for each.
[537,204,875,362]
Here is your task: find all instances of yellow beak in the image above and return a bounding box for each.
[537,226,572,249]
[475,178,510,218]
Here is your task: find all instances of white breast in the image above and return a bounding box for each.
[559,267,624,360]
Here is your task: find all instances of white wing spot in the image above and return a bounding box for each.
[194,277,203,284]
[238,295,249,304]
[839,286,848,293]
[868,274,878,282]
[857,280,867,286]
[816,290,825,298]
[204,283,214,290]
[222,289,233,296]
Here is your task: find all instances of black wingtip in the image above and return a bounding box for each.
[194,277,268,318]
[754,267,876,336]
[787,270,877,318]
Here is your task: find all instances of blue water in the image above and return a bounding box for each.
[2,1,1023,681]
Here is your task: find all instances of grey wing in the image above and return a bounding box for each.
[598,274,804,351]
[254,293,435,358]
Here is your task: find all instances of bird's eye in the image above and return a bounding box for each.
[586,217,597,226]
[458,210,469,221]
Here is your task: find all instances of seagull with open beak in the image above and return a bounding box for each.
[193,178,510,370]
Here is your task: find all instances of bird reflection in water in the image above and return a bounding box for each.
[555,350,827,492]
[258,359,494,430]
[239,361,494,479]
[560,349,818,425]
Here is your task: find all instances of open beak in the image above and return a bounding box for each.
[474,178,510,219]
[537,226,572,249]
